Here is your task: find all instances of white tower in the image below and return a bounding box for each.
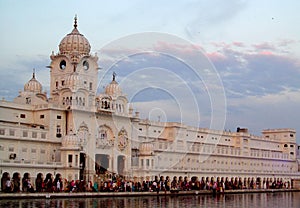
[49,16,98,111]
[48,16,98,180]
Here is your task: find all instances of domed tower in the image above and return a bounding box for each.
[24,71,43,94]
[14,70,47,104]
[105,73,122,97]
[49,16,98,109]
[96,73,128,115]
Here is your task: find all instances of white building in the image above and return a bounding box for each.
[0,17,299,189]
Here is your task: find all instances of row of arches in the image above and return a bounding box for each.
[62,96,86,106]
[1,171,62,193]
[96,98,125,113]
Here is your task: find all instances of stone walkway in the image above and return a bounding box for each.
[0,189,299,199]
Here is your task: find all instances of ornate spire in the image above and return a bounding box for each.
[113,72,116,81]
[74,14,77,29]
[32,68,36,79]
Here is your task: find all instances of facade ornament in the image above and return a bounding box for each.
[118,128,128,151]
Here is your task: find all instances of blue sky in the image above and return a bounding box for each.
[1,0,300,142]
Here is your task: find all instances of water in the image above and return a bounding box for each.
[1,192,300,208]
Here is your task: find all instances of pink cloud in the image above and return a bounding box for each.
[232,42,245,47]
[206,52,227,61]
[259,51,274,55]
[210,41,231,49]
[252,42,276,51]
[154,41,204,53]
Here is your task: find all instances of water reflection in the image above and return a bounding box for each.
[1,192,299,208]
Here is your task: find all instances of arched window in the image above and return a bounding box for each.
[78,125,89,145]
[96,125,114,147]
[56,125,62,138]
[103,100,110,109]
[100,130,107,140]
[26,97,31,104]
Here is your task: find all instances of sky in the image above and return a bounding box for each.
[0,0,300,142]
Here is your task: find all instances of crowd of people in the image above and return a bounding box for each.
[1,172,291,194]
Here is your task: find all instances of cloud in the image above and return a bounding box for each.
[97,38,225,130]
[226,88,300,135]
[252,42,276,51]
[132,98,204,128]
[0,55,49,100]
[207,41,300,98]
[277,39,298,47]
[185,0,247,40]
[206,40,300,140]
[232,42,245,47]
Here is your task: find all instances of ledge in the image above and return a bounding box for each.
[0,189,299,199]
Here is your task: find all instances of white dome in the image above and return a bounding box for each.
[24,72,42,93]
[105,80,122,96]
[105,73,122,96]
[59,17,90,56]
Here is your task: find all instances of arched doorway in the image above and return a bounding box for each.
[1,172,10,191]
[36,173,44,192]
[95,154,109,174]
[22,172,34,192]
[117,155,125,176]
[12,172,21,192]
[54,173,62,192]
[256,177,261,189]
[80,153,86,180]
[44,173,53,192]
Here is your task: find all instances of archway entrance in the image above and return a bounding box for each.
[79,153,86,180]
[117,155,125,176]
[36,173,44,192]
[95,154,109,174]
[1,172,10,191]
[12,172,21,192]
